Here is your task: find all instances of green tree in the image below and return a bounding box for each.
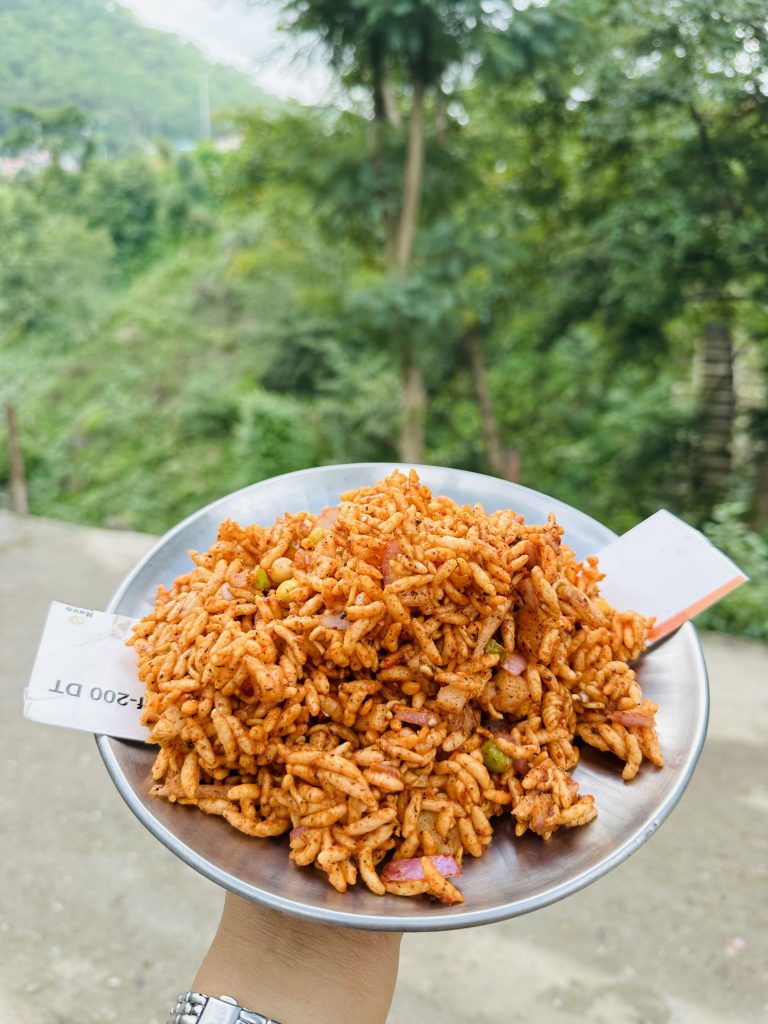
[80,157,160,264]
[279,0,577,461]
[0,187,113,345]
[444,0,768,520]
[1,103,93,169]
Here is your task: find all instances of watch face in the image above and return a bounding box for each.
[97,463,707,931]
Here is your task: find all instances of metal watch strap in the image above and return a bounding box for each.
[168,991,284,1024]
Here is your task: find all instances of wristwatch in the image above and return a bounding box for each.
[168,991,284,1024]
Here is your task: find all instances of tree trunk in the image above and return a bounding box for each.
[371,35,387,129]
[695,319,735,511]
[464,329,504,476]
[505,449,521,483]
[400,343,427,463]
[394,79,426,271]
[434,87,448,146]
[382,79,401,130]
[394,78,427,463]
[370,35,401,264]
[371,35,401,132]
[752,449,768,532]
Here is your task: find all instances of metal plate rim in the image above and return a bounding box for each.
[96,463,709,931]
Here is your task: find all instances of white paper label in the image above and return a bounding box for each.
[24,602,146,741]
[23,511,748,741]
[595,509,748,643]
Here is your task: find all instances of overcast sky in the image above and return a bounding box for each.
[119,0,332,103]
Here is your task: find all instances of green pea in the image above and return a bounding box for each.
[485,639,506,658]
[253,566,271,591]
[481,739,512,774]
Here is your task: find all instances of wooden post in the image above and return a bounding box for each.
[6,405,29,515]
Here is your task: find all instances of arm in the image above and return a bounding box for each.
[192,893,402,1024]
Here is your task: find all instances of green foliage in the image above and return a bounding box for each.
[80,158,161,263]
[234,390,316,482]
[0,184,394,531]
[700,504,768,641]
[284,1,578,89]
[2,104,92,166]
[0,187,113,343]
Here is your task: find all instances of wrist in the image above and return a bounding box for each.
[193,895,402,1024]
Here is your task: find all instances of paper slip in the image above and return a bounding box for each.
[24,602,145,741]
[595,510,748,643]
[23,512,747,742]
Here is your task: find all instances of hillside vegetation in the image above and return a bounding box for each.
[0,0,272,150]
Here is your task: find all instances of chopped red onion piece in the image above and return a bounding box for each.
[289,826,307,841]
[381,854,462,882]
[487,721,514,746]
[381,539,401,585]
[608,708,655,728]
[394,707,433,728]
[316,507,340,529]
[502,651,528,675]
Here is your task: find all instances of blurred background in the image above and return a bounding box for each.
[1,0,767,638]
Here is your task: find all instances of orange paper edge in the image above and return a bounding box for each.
[648,575,747,641]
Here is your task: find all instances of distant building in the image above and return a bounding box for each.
[0,149,52,179]
[213,132,242,153]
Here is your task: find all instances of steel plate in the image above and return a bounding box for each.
[96,463,708,931]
